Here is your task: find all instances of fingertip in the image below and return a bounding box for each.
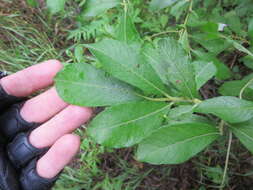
[0,60,63,97]
[21,87,68,123]
[42,59,63,72]
[29,105,91,148]
[69,105,93,122]
[36,134,80,179]
[58,134,81,150]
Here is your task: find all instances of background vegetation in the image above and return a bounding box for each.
[1,0,253,189]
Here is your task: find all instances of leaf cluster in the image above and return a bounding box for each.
[45,0,253,186]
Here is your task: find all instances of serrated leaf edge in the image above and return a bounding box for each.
[143,51,196,99]
[87,44,169,97]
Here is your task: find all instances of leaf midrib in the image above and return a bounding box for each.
[87,45,168,96]
[195,62,213,80]
[92,104,170,131]
[142,132,219,161]
[230,126,253,142]
[165,49,195,98]
[144,50,195,98]
[56,79,134,94]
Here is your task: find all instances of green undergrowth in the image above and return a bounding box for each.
[0,15,58,72]
[53,130,151,190]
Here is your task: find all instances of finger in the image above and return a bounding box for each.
[0,60,62,97]
[36,134,80,179]
[5,105,92,169]
[20,87,68,123]
[0,87,68,139]
[29,105,92,148]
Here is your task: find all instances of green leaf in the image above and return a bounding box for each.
[168,105,193,120]
[88,101,170,148]
[170,0,189,20]
[227,38,253,58]
[187,11,205,27]
[230,119,253,153]
[137,122,219,164]
[116,11,141,43]
[160,15,169,28]
[149,0,179,11]
[55,63,142,107]
[218,73,253,101]
[46,0,67,14]
[26,0,39,7]
[74,45,85,63]
[85,39,168,96]
[179,30,191,53]
[248,18,253,43]
[193,33,231,56]
[193,61,216,89]
[169,106,213,124]
[192,50,232,80]
[145,38,198,98]
[241,55,253,70]
[194,96,253,123]
[224,11,244,36]
[200,22,219,36]
[82,0,120,17]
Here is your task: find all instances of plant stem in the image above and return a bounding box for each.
[137,94,202,104]
[183,0,193,27]
[220,131,232,189]
[231,34,250,44]
[122,0,127,12]
[219,120,225,135]
[239,77,253,99]
[151,30,180,38]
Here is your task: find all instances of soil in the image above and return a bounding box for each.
[98,143,253,190]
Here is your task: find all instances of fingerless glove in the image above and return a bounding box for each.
[0,72,59,190]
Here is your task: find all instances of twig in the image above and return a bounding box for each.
[220,131,232,189]
[136,93,202,104]
[239,77,253,99]
[230,54,237,69]
[219,120,225,135]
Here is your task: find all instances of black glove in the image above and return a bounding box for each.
[0,71,58,190]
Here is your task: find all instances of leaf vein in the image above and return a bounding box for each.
[93,104,170,130]
[87,45,168,96]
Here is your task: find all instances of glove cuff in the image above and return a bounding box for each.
[20,158,59,190]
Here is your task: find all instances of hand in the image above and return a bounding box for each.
[0,60,92,190]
